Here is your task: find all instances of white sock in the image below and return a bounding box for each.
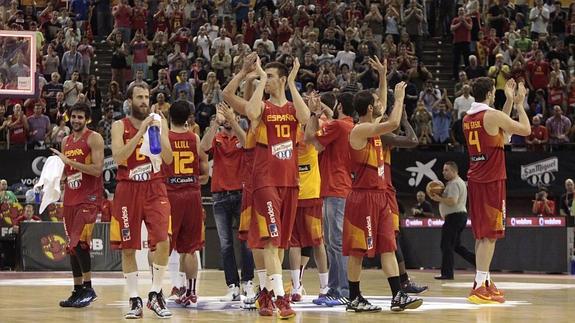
[318,272,329,290]
[486,272,491,283]
[269,274,285,297]
[125,272,139,298]
[474,271,488,289]
[151,264,167,293]
[178,272,186,288]
[291,270,301,290]
[256,270,267,290]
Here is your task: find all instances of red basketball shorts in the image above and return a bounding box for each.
[248,186,298,249]
[343,190,396,258]
[290,198,324,248]
[385,188,400,233]
[111,180,171,251]
[238,186,252,241]
[63,203,98,252]
[468,180,506,240]
[167,189,204,253]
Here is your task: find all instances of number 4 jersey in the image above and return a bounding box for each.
[463,110,506,183]
[163,131,201,191]
[253,100,300,190]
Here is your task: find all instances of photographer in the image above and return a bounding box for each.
[532,187,555,217]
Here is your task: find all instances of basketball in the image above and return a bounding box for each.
[426,181,445,197]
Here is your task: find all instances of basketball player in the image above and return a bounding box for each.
[162,100,209,307]
[110,84,174,319]
[463,78,530,304]
[51,103,104,308]
[344,56,422,312]
[289,96,329,302]
[245,57,310,318]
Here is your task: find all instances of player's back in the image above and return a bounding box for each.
[463,111,506,183]
[350,136,387,191]
[297,138,320,200]
[63,129,103,206]
[240,129,256,191]
[253,100,299,189]
[163,130,200,192]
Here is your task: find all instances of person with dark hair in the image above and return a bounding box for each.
[344,55,422,311]
[49,102,104,308]
[463,77,530,304]
[429,161,476,280]
[244,57,310,318]
[163,100,209,308]
[110,82,174,319]
[531,187,555,217]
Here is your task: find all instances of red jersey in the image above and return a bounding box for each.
[163,131,200,192]
[252,101,299,190]
[116,118,164,182]
[315,117,354,198]
[526,60,550,90]
[171,10,184,31]
[240,129,256,190]
[63,130,103,206]
[350,136,387,191]
[154,11,169,32]
[463,111,506,183]
[210,131,243,192]
[9,115,26,145]
[131,8,147,31]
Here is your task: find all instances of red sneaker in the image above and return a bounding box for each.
[486,281,505,303]
[468,283,504,304]
[257,288,274,316]
[176,293,198,307]
[275,295,295,319]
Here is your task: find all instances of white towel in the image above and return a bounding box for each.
[34,156,64,214]
[139,113,163,173]
[466,102,493,115]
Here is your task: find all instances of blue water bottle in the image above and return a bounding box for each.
[34,188,40,204]
[148,125,162,155]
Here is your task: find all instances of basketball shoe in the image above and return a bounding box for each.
[275,295,295,319]
[125,297,143,319]
[147,291,172,318]
[468,283,505,304]
[390,291,423,311]
[257,288,274,316]
[59,289,81,308]
[346,295,382,312]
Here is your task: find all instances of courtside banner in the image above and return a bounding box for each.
[401,217,565,228]
[20,222,121,271]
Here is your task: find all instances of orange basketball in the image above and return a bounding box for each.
[426,180,445,197]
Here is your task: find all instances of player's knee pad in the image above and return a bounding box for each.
[75,244,91,273]
[70,254,83,278]
[301,246,313,258]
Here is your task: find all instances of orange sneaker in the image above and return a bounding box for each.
[486,281,505,303]
[275,295,295,319]
[468,284,503,304]
[257,288,274,316]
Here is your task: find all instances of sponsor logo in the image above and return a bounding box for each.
[378,165,385,178]
[168,176,197,184]
[471,154,487,162]
[266,201,279,237]
[271,140,293,160]
[299,164,311,172]
[128,163,152,182]
[366,216,373,249]
[67,172,82,190]
[507,217,564,227]
[405,159,439,187]
[520,157,558,187]
[91,238,104,254]
[269,223,279,237]
[40,235,67,262]
[121,206,131,241]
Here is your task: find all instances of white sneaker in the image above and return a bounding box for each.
[242,281,256,299]
[220,284,240,301]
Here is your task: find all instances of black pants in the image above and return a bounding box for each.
[452,42,470,78]
[440,212,476,277]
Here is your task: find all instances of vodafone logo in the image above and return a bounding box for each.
[505,217,564,227]
[538,217,545,226]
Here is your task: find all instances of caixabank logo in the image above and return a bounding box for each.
[40,235,67,262]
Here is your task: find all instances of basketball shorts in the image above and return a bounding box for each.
[290,198,324,248]
[248,186,298,249]
[111,180,171,251]
[168,189,204,253]
[238,186,252,241]
[343,190,396,258]
[468,179,506,240]
[63,203,98,252]
[385,188,400,233]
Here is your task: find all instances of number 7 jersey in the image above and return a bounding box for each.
[253,100,300,190]
[463,111,506,183]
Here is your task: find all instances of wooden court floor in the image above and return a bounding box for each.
[0,269,574,323]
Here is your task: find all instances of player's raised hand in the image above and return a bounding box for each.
[215,103,226,124]
[368,56,387,76]
[504,79,516,100]
[514,82,527,108]
[242,52,258,74]
[394,81,407,102]
[254,56,266,78]
[287,57,300,85]
[307,91,321,113]
[219,102,235,121]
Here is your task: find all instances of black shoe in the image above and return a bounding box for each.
[402,280,429,294]
[73,287,98,307]
[346,295,382,313]
[125,297,143,319]
[147,291,172,318]
[59,289,81,307]
[391,291,423,312]
[434,275,454,280]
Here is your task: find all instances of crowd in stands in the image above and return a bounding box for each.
[0,0,574,151]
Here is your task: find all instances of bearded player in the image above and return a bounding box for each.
[110,84,174,319]
[245,57,310,318]
[163,100,209,307]
[51,103,104,308]
[463,78,530,304]
[344,54,422,311]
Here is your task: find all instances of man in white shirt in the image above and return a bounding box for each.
[212,29,233,55]
[333,42,356,69]
[63,71,83,107]
[253,30,275,56]
[453,84,474,118]
[529,0,550,39]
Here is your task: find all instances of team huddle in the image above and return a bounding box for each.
[50,51,530,319]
